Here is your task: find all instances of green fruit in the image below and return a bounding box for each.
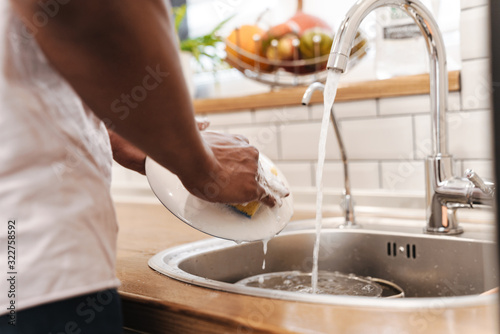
[299,28,333,59]
[265,34,299,61]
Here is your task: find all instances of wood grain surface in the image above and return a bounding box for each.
[193,71,460,114]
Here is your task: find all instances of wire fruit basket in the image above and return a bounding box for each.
[224,32,368,87]
[223,2,368,87]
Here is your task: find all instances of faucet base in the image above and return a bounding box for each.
[424,226,464,235]
[339,222,361,229]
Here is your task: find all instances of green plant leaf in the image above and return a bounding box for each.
[173,4,187,34]
[176,12,235,71]
[209,14,235,36]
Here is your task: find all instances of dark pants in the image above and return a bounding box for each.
[0,288,122,334]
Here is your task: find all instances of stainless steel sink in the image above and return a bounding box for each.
[149,217,498,306]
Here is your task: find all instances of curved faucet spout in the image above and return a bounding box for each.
[327,0,448,157]
[324,0,495,235]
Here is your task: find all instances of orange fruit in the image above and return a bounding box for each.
[226,25,272,72]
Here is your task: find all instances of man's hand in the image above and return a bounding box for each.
[108,127,289,207]
[180,131,289,207]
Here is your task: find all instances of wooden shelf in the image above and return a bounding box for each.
[193,70,460,114]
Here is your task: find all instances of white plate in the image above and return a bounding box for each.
[145,155,294,242]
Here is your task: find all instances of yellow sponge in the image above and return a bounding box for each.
[231,201,262,218]
[230,167,278,218]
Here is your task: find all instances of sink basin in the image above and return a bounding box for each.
[149,217,498,306]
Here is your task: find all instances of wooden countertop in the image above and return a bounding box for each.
[115,202,496,334]
[193,71,460,114]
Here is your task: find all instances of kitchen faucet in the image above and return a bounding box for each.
[302,82,356,228]
[326,0,494,234]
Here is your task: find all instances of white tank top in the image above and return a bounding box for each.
[0,4,120,314]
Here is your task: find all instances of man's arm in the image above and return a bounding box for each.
[108,130,147,175]
[12,0,280,205]
[108,119,211,176]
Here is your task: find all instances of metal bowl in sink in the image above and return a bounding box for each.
[235,270,405,298]
[149,217,497,308]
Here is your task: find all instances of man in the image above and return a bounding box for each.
[0,1,287,332]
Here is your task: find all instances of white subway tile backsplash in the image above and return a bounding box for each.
[275,162,313,188]
[282,105,310,122]
[378,92,461,115]
[342,117,414,160]
[381,161,426,191]
[308,104,324,120]
[318,162,380,189]
[447,110,493,159]
[206,126,228,133]
[112,162,130,183]
[413,103,483,161]
[112,162,148,185]
[461,0,488,10]
[281,122,340,160]
[413,114,432,159]
[253,107,282,123]
[453,160,462,177]
[310,99,377,120]
[448,92,462,111]
[206,111,253,127]
[460,5,491,60]
[459,159,494,179]
[461,58,492,110]
[254,105,309,124]
[227,125,280,160]
[379,95,430,115]
[128,168,149,184]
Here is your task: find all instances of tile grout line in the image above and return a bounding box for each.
[460,4,489,12]
[378,161,383,189]
[461,56,492,63]
[250,109,256,124]
[276,124,283,161]
[412,115,417,160]
[310,161,316,188]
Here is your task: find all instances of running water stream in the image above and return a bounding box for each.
[240,71,381,296]
[253,70,342,293]
[311,70,342,293]
[261,238,269,270]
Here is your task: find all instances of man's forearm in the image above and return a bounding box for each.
[108,129,147,175]
[12,0,215,182]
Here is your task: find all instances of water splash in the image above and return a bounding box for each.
[262,238,269,270]
[311,69,342,294]
[238,271,383,297]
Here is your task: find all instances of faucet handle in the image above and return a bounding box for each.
[465,169,495,197]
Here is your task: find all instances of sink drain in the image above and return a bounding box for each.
[236,271,404,298]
